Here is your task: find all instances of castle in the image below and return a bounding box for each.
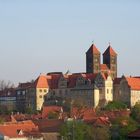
[15,43,117,111]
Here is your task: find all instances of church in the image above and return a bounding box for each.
[86,43,117,79]
[16,43,118,111]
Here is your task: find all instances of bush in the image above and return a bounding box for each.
[104,101,127,111]
[131,102,140,122]
[48,111,59,119]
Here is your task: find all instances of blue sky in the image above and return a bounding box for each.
[0,0,140,84]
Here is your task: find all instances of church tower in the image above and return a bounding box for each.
[86,44,101,73]
[103,44,117,79]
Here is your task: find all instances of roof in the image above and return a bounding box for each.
[17,82,33,89]
[34,74,49,88]
[101,110,130,122]
[68,73,97,88]
[71,107,96,120]
[100,64,109,71]
[114,77,122,85]
[81,73,97,81]
[125,77,140,90]
[42,106,63,118]
[33,119,64,133]
[86,44,100,55]
[0,88,16,97]
[128,128,140,138]
[103,45,117,56]
[50,74,62,89]
[0,120,39,138]
[68,74,80,88]
[101,73,109,80]
[85,117,111,126]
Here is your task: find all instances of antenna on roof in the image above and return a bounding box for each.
[92,40,94,45]
[109,42,111,46]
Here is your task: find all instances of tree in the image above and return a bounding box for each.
[0,80,14,91]
[131,102,140,122]
[104,101,127,111]
[60,121,91,140]
[60,121,110,140]
[0,117,4,124]
[91,126,110,140]
[48,111,59,119]
[111,116,138,139]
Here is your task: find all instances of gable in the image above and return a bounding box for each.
[58,76,67,88]
[95,73,105,87]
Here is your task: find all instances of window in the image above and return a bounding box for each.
[95,58,98,62]
[22,91,25,95]
[17,91,21,95]
[65,90,68,95]
[44,89,47,92]
[107,89,109,94]
[39,95,42,98]
[59,90,62,95]
[39,89,42,92]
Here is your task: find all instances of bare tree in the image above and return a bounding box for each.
[0,80,14,91]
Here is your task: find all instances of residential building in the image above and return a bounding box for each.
[45,72,113,108]
[16,74,50,112]
[113,76,140,107]
[119,76,140,107]
[16,82,35,113]
[0,120,43,140]
[0,88,16,111]
[34,74,50,111]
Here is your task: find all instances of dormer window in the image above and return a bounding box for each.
[17,129,23,135]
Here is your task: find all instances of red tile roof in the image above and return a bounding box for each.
[100,64,109,71]
[18,82,33,89]
[0,120,39,138]
[50,74,62,89]
[33,119,64,133]
[101,110,130,122]
[85,117,111,126]
[71,107,96,120]
[42,106,63,118]
[99,72,108,80]
[103,46,117,56]
[125,77,140,90]
[34,74,49,88]
[0,88,16,97]
[86,44,100,55]
[81,73,97,81]
[68,74,80,88]
[68,73,97,88]
[113,77,122,85]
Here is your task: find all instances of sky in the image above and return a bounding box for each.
[0,0,140,85]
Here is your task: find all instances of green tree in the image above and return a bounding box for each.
[104,101,127,111]
[60,121,91,140]
[131,102,140,122]
[91,126,110,140]
[48,111,59,119]
[111,116,138,139]
[25,106,37,114]
[0,117,4,124]
[60,121,110,140]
